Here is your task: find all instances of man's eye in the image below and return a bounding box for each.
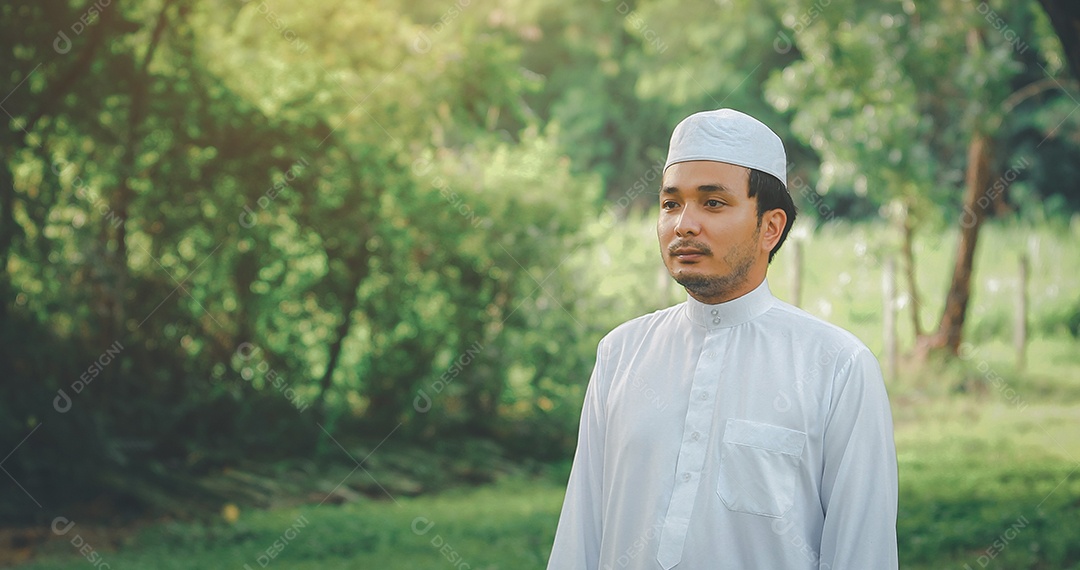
[662,201,679,210]
[705,199,724,208]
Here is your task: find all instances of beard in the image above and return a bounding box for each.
[670,226,759,302]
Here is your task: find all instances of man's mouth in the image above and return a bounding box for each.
[670,248,708,262]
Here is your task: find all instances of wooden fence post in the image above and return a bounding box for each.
[883,256,897,383]
[791,239,803,308]
[1015,251,1028,371]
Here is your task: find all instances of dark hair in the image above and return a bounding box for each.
[748,168,796,263]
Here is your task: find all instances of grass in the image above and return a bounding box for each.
[892,382,1080,569]
[22,478,564,569]
[20,446,1080,569]
[18,220,1080,568]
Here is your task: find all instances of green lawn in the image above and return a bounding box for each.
[21,444,1080,569]
[24,478,562,569]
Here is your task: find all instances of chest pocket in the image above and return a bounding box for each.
[716,419,806,518]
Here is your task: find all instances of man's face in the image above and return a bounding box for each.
[657,160,775,304]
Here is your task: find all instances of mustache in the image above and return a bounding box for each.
[668,239,713,256]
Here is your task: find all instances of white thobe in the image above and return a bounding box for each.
[547,279,898,570]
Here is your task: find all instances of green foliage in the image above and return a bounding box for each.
[762,0,1078,228]
[0,0,601,521]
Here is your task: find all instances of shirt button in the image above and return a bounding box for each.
[699,392,709,401]
[682,473,691,482]
[690,431,701,441]
[711,309,719,316]
[712,317,721,324]
[704,351,715,359]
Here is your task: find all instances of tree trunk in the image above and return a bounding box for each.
[918,132,994,357]
[0,159,16,324]
[114,1,176,337]
[312,265,366,425]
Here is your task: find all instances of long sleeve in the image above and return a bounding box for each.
[547,342,609,570]
[818,347,899,569]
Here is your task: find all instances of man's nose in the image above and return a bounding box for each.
[675,205,701,237]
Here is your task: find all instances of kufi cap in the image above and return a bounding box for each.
[664,108,787,188]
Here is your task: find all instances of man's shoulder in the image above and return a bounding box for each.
[765,298,873,359]
[599,303,686,348]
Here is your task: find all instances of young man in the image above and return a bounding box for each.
[547,109,898,569]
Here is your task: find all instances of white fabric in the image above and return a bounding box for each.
[547,279,898,570]
[664,109,788,187]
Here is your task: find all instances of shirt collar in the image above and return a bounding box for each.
[684,278,776,330]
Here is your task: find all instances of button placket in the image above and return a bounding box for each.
[656,329,727,569]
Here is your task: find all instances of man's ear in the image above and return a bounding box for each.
[760,208,787,254]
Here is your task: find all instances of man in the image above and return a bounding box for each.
[547,109,898,569]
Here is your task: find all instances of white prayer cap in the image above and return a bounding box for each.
[664,108,788,189]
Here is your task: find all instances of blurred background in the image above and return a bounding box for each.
[2,0,1079,568]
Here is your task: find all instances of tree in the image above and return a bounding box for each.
[1,0,604,520]
[763,0,1071,356]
